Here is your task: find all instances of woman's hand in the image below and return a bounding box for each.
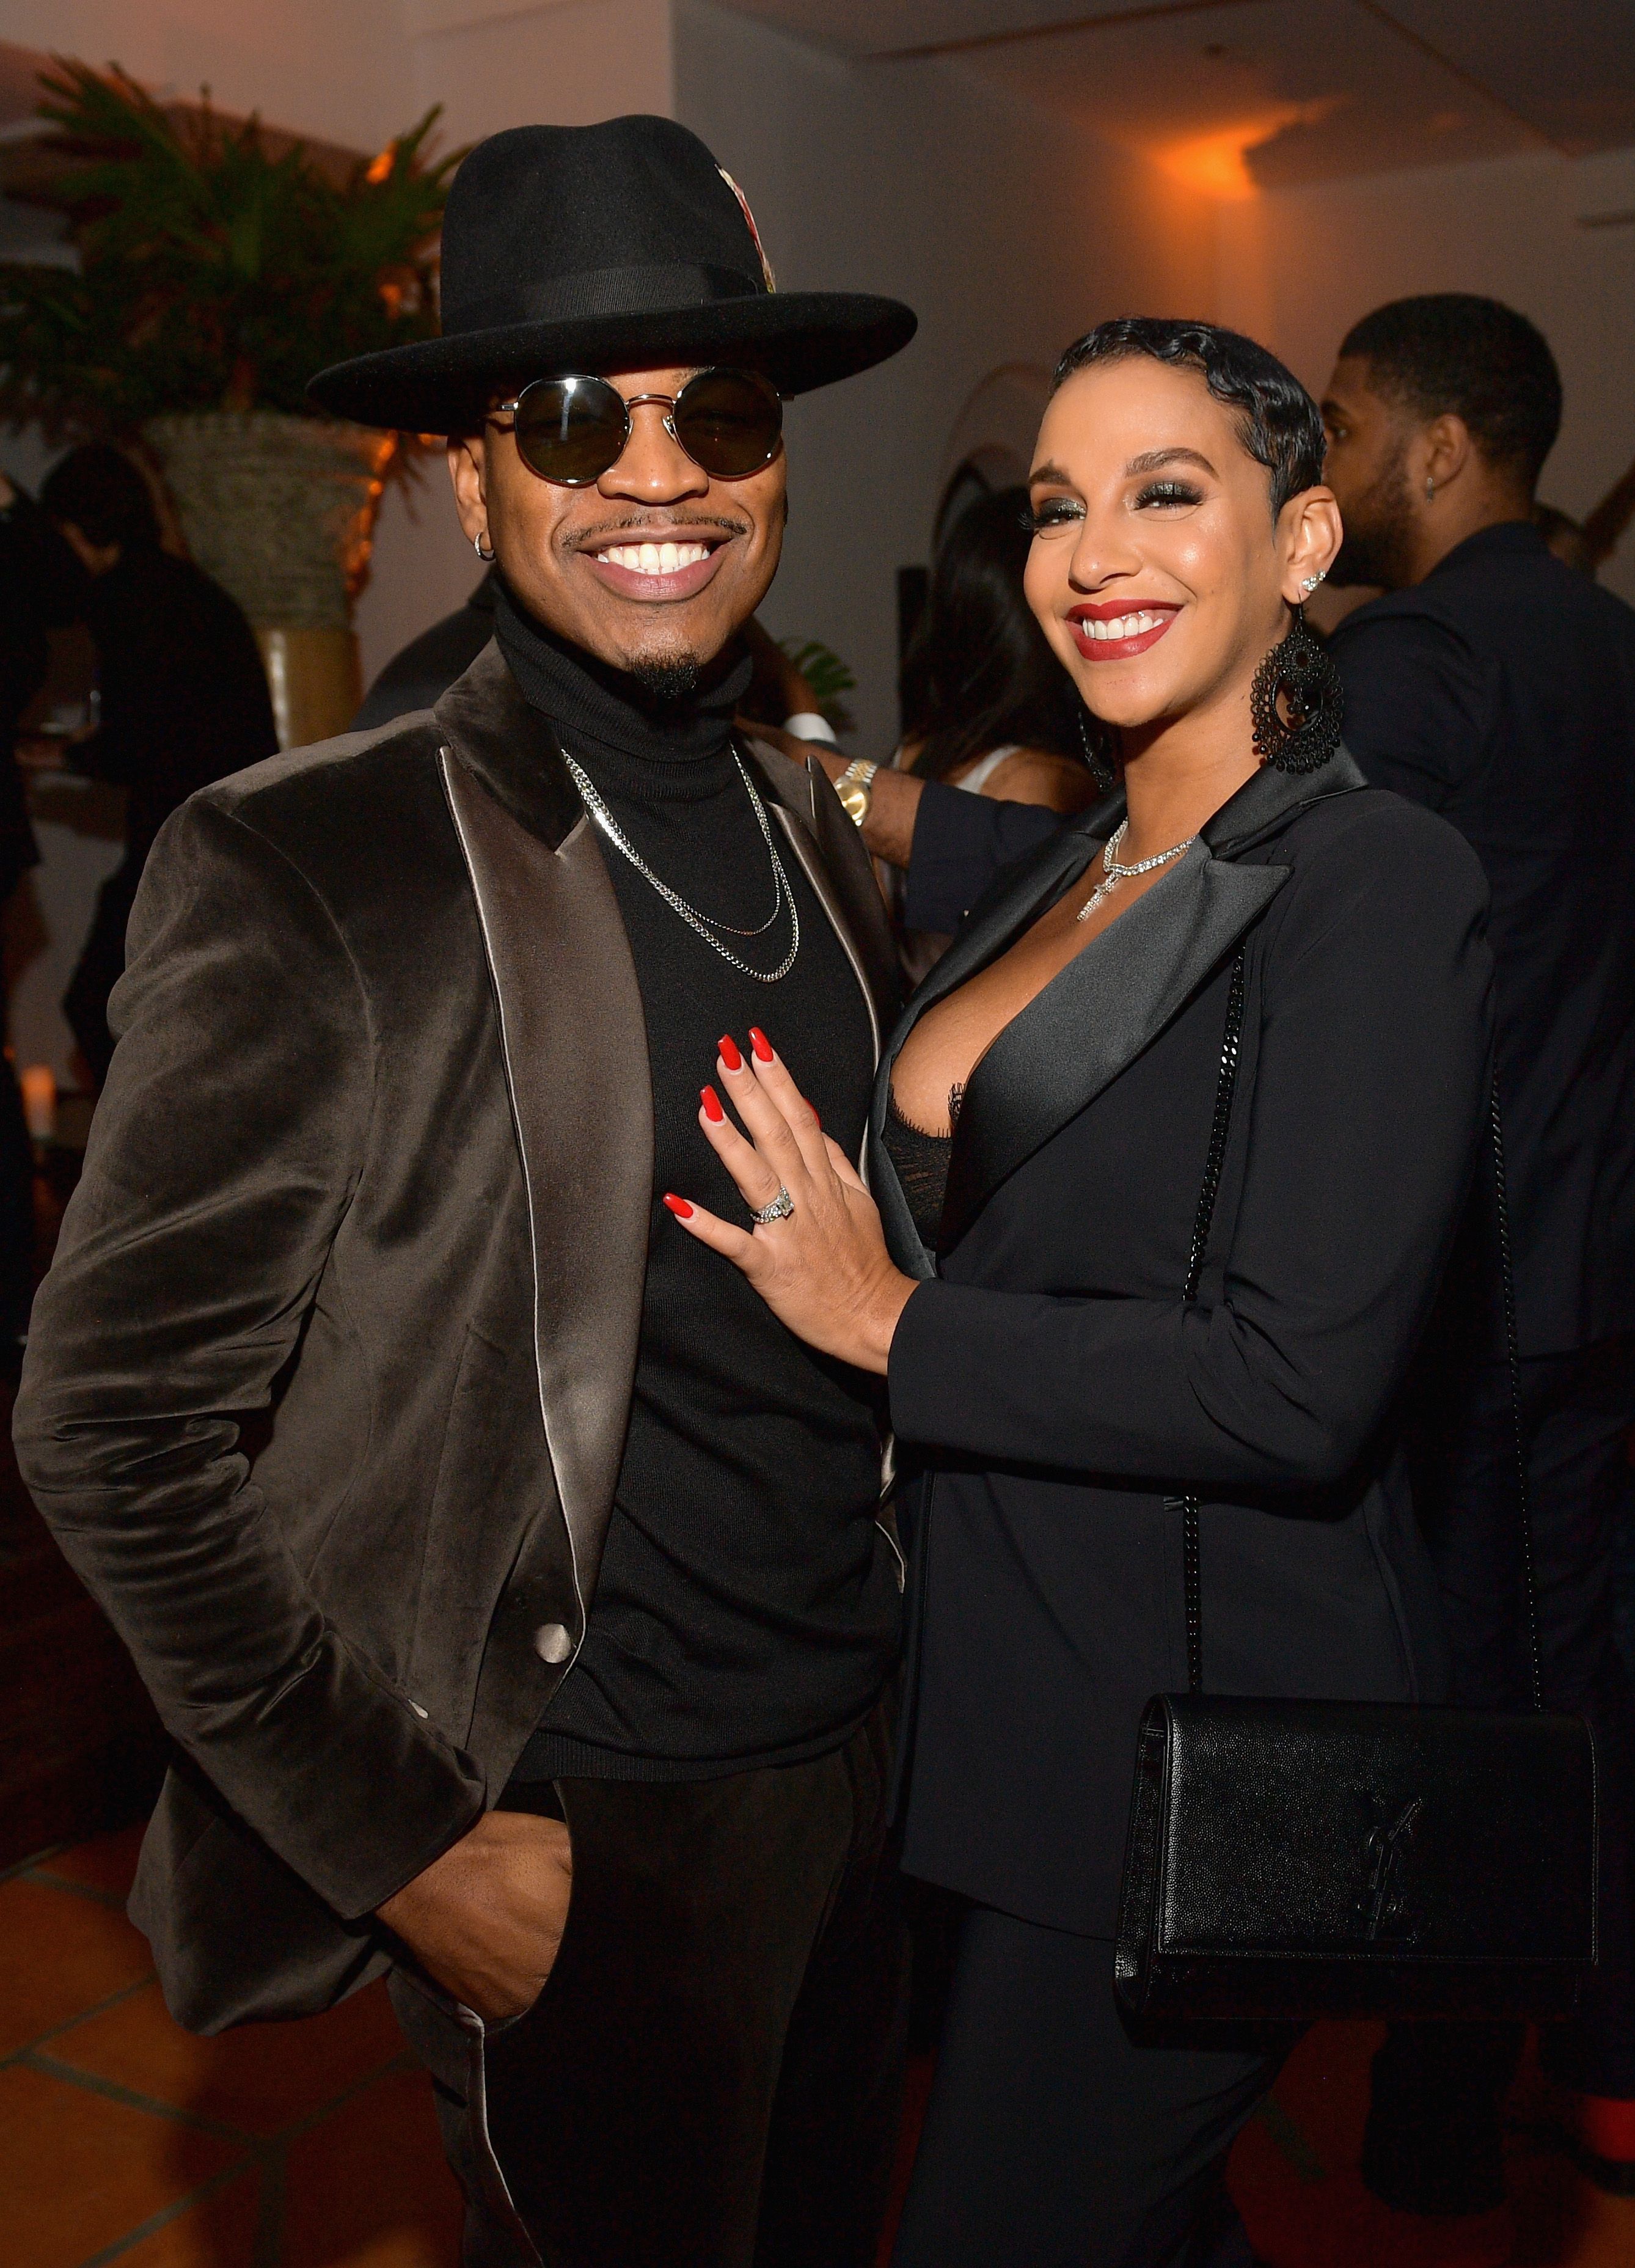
[664,1028,918,1376]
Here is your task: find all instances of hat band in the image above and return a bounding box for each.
[445,262,766,337]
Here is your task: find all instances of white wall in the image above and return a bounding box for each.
[0,0,415,151]
[1216,148,1635,606]
[673,0,1215,758]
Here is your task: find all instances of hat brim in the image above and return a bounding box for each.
[307,290,916,430]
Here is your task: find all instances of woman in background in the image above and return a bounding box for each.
[894,485,1097,973]
[899,483,1097,813]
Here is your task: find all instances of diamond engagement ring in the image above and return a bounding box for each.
[752,1188,795,1224]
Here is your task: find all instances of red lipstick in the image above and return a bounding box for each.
[1067,598,1180,663]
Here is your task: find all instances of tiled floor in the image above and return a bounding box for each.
[9,1823,1635,2267]
[1,1827,462,2268]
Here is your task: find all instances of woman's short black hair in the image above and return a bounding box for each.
[40,443,161,552]
[1338,294,1561,486]
[901,484,1085,785]
[1052,316,1326,519]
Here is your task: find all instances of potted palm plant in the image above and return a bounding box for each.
[0,61,461,744]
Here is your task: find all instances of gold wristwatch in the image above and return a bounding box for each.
[833,756,879,827]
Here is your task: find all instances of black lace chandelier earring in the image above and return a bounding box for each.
[1077,706,1119,791]
[1249,605,1344,775]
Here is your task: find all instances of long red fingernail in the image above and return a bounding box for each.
[718,1034,743,1071]
[749,1027,774,1063]
[662,1193,693,1218]
[700,1085,724,1123]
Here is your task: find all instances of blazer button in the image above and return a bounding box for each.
[533,1622,572,1664]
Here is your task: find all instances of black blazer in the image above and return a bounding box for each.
[12,642,901,2031]
[1330,522,1635,1356]
[872,750,1493,1936]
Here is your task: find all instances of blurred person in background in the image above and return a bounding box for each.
[354,562,500,729]
[0,472,82,1351]
[890,486,1100,974]
[1317,293,1635,2219]
[897,485,1100,811]
[21,444,277,1085]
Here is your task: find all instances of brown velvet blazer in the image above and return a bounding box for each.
[12,642,901,2033]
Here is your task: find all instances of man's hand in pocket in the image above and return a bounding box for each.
[378,1810,572,2023]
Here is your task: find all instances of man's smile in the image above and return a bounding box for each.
[576,521,741,602]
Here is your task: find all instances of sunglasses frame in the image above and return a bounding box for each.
[488,367,783,488]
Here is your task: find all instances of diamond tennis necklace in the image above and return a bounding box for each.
[561,745,801,982]
[1076,818,1197,923]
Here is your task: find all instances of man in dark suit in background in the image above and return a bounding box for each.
[1319,295,1635,2219]
[26,445,279,1085]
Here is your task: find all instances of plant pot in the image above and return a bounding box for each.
[143,412,397,748]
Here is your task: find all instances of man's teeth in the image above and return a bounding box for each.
[1081,610,1168,640]
[598,540,711,575]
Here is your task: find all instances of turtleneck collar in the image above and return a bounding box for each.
[494,579,753,803]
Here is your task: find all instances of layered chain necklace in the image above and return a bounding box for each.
[1076,818,1196,923]
[561,745,801,982]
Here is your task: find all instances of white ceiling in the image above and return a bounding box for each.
[719,1,1635,192]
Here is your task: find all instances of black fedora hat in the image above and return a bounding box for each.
[309,115,916,431]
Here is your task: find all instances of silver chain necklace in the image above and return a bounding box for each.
[561,745,801,982]
[1077,818,1196,923]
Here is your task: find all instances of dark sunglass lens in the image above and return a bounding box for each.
[512,376,628,483]
[673,370,782,478]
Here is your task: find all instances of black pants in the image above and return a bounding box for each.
[1364,1337,1635,2213]
[891,1904,1289,2268]
[391,1706,907,2268]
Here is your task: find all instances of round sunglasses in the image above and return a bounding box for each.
[487,367,783,487]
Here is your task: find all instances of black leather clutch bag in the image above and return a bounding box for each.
[1113,951,1599,2025]
[1114,1696,1597,2022]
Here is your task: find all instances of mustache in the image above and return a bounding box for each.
[565,510,752,548]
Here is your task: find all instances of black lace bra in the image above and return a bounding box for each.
[882,1091,953,1249]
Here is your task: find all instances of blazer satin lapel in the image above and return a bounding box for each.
[438,748,651,1625]
[939,844,1289,1253]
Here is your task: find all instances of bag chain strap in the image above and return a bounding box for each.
[1175,951,1543,1716]
[1179,949,1247,1696]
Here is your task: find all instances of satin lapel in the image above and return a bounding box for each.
[437,741,650,1623]
[938,844,1289,1254]
[868,814,1112,1276]
[739,733,904,1071]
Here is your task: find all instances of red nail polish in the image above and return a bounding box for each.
[701,1085,725,1123]
[662,1193,693,1219]
[749,1027,774,1063]
[718,1034,743,1072]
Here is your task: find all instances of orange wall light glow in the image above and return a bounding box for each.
[1158,100,1339,201]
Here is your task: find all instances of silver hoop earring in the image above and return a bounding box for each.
[474,532,496,562]
[1424,478,1435,504]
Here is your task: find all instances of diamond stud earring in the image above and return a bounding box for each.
[1299,570,1327,596]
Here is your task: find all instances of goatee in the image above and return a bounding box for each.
[629,653,701,703]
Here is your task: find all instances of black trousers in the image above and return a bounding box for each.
[891,1904,1289,2268]
[391,1706,907,2268]
[1365,1337,1635,2212]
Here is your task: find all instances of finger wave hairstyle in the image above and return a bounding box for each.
[1053,316,1326,519]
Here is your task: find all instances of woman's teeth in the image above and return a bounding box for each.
[598,540,711,576]
[1080,610,1168,640]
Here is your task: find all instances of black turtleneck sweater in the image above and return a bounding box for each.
[497,590,900,1782]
